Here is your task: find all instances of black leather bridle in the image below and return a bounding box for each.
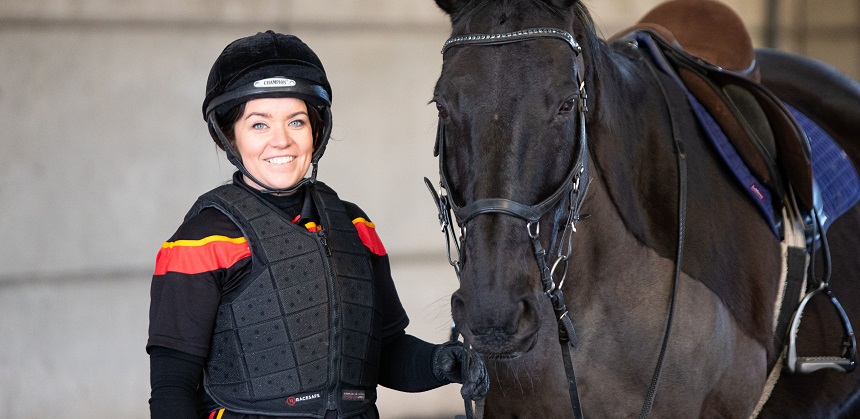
[426,27,690,419]
[425,27,591,419]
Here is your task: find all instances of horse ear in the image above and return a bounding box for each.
[434,0,468,15]
[547,0,578,8]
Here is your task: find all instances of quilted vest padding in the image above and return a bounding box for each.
[186,182,380,417]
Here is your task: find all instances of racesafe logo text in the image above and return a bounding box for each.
[286,393,321,406]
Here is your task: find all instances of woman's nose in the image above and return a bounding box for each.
[269,126,291,147]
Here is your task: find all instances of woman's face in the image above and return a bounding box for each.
[232,97,314,191]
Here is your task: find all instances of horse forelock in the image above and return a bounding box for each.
[445,0,595,36]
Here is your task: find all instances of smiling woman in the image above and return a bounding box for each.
[146,30,489,419]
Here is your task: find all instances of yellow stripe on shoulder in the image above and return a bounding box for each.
[352,217,376,229]
[162,235,247,249]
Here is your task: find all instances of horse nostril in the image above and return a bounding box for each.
[451,293,466,322]
[517,297,538,335]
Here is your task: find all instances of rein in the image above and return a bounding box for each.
[637,48,688,419]
[426,26,690,419]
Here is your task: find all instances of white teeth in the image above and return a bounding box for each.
[267,156,295,165]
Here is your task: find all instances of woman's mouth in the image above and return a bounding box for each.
[266,156,295,165]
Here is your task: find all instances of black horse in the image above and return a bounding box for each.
[427,0,860,417]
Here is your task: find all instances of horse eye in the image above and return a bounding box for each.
[436,102,449,118]
[559,99,575,114]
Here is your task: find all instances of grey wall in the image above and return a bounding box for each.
[1,0,856,417]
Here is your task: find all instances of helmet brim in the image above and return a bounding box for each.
[204,76,330,119]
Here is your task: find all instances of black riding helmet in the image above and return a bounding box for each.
[202,30,333,193]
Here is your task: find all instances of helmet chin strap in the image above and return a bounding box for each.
[207,114,319,195]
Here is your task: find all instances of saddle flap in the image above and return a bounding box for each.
[721,71,813,210]
[722,84,777,165]
[677,67,779,191]
[749,81,816,211]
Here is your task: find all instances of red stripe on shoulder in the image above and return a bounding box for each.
[352,218,386,256]
[154,236,250,275]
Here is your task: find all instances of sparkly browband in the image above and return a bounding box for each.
[442,27,581,54]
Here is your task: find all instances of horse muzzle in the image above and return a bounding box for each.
[452,289,541,358]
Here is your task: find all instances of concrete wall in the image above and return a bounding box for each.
[0,1,856,417]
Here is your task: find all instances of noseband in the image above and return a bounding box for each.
[425,27,591,419]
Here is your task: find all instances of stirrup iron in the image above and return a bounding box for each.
[785,282,857,373]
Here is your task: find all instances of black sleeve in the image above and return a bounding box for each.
[149,346,206,419]
[340,201,442,391]
[341,200,410,339]
[147,207,251,358]
[372,252,410,339]
[377,331,447,392]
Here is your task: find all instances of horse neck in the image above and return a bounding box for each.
[583,40,683,254]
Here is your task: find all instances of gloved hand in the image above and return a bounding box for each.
[432,341,490,401]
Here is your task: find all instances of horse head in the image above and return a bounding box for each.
[432,0,594,359]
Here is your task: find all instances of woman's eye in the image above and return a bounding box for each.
[252,122,267,130]
[436,102,449,118]
[289,119,305,127]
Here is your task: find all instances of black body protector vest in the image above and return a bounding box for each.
[186,182,381,417]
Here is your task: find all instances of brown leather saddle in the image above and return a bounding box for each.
[612,0,815,214]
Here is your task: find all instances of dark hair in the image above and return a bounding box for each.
[214,100,324,150]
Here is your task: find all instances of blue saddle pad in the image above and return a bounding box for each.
[790,106,860,233]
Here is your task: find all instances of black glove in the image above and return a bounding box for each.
[432,341,490,401]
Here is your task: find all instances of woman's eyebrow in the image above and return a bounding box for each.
[244,111,270,120]
[244,111,307,120]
